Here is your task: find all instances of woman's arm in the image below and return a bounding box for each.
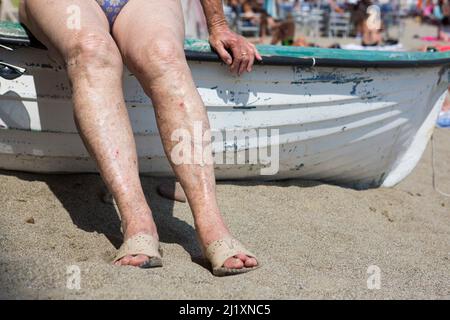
[199,0,262,75]
[199,0,228,32]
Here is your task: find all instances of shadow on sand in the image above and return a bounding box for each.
[0,171,208,266]
[0,170,326,268]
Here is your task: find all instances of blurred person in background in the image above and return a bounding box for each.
[436,0,450,40]
[278,0,295,19]
[350,0,373,37]
[270,12,296,44]
[362,4,384,46]
[242,0,261,26]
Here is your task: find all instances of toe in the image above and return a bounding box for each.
[244,257,258,268]
[118,255,132,265]
[128,254,150,267]
[235,253,258,268]
[223,256,244,269]
[235,254,249,262]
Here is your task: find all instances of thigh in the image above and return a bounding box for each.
[112,0,186,67]
[19,0,111,61]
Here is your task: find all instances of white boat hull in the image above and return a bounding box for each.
[0,46,447,188]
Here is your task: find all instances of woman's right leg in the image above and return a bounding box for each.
[20,0,159,267]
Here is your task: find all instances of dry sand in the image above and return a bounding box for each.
[0,128,449,300]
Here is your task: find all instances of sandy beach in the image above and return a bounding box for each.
[0,127,449,300]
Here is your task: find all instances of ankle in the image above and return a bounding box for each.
[122,222,158,239]
[195,223,230,244]
[121,210,158,235]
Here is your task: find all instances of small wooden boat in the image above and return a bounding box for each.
[1,22,449,189]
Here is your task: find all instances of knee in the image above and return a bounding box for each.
[127,39,188,80]
[66,32,122,75]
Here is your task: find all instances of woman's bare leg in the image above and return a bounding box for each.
[113,0,257,269]
[20,0,158,267]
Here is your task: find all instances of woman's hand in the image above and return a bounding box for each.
[209,26,262,75]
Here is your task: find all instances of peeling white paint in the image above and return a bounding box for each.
[0,46,447,189]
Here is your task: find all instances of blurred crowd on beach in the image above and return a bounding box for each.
[222,0,409,47]
[414,0,450,41]
[0,0,448,48]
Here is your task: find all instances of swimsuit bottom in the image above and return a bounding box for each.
[95,0,129,27]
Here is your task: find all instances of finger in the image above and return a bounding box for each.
[230,56,241,75]
[213,41,233,65]
[255,48,262,61]
[246,48,255,72]
[230,45,243,75]
[237,45,250,75]
[238,56,249,75]
[251,43,263,61]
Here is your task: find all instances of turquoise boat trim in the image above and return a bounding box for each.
[184,38,450,63]
[0,21,25,39]
[2,21,450,67]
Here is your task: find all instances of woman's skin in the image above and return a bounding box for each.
[19,0,261,270]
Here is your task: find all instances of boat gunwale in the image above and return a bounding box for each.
[185,50,450,69]
[2,22,450,69]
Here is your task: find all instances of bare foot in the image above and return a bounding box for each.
[101,191,160,267]
[114,211,160,268]
[196,219,258,270]
[156,184,257,270]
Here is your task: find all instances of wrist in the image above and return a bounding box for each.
[208,19,229,34]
